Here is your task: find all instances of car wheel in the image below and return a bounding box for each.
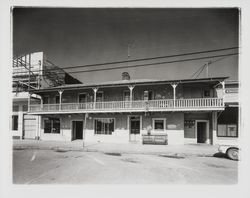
[226,148,239,161]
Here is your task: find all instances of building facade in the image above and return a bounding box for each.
[26,76,237,145]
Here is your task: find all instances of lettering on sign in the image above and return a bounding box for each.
[167,124,176,129]
[225,89,238,93]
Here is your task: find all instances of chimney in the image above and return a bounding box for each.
[122,72,130,80]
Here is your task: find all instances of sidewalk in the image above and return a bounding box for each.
[13,139,219,157]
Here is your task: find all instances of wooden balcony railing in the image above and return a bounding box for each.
[29,98,224,113]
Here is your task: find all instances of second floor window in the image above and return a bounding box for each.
[55,95,59,104]
[43,96,49,104]
[79,93,87,103]
[96,92,104,102]
[124,90,130,101]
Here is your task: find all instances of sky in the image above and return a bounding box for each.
[13,8,239,83]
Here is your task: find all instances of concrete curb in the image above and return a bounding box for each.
[13,146,214,157]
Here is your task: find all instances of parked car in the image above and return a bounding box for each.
[218,145,239,160]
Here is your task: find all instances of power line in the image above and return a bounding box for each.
[12,46,239,75]
[30,52,238,77]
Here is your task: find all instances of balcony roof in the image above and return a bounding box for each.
[31,76,228,93]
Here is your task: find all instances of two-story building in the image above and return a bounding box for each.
[27,72,231,145]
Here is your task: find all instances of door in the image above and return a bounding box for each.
[197,122,207,143]
[23,114,37,139]
[129,116,140,142]
[72,121,83,140]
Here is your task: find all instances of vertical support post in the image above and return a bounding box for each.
[171,83,178,108]
[83,113,88,147]
[28,93,31,112]
[93,88,98,109]
[40,97,43,111]
[59,90,63,111]
[128,85,135,108]
[220,81,225,106]
[211,112,218,145]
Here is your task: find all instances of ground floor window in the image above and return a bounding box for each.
[44,118,60,134]
[94,118,114,135]
[12,115,18,130]
[153,118,166,131]
[217,124,238,137]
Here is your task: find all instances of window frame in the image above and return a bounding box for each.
[152,118,166,131]
[78,92,87,103]
[93,118,115,135]
[217,123,238,138]
[43,95,49,104]
[44,117,61,134]
[12,115,18,131]
[96,91,104,102]
[123,90,130,101]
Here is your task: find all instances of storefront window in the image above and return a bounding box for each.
[94,118,114,135]
[153,119,165,130]
[44,118,60,134]
[217,124,237,137]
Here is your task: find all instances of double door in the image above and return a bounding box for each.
[129,116,141,142]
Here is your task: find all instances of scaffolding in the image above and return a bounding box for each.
[12,52,66,93]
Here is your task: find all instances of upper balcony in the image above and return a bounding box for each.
[29,97,224,114]
[27,77,227,114]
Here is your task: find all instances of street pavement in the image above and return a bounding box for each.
[13,142,238,184]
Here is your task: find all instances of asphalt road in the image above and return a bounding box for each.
[13,149,238,184]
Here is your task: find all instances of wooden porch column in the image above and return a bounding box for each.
[93,88,98,109]
[59,90,63,111]
[220,81,225,106]
[171,83,178,107]
[128,85,135,108]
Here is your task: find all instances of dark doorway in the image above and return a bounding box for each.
[129,116,140,142]
[72,121,83,140]
[130,116,140,135]
[197,122,207,143]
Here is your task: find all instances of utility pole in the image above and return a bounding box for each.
[206,61,211,78]
[127,42,134,66]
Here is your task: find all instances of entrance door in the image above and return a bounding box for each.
[72,121,83,140]
[23,114,37,139]
[197,122,207,143]
[129,116,140,142]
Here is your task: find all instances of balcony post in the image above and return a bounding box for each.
[128,85,135,108]
[220,81,225,106]
[59,90,63,111]
[171,83,178,107]
[93,87,98,109]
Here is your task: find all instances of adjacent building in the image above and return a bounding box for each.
[12,52,81,139]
